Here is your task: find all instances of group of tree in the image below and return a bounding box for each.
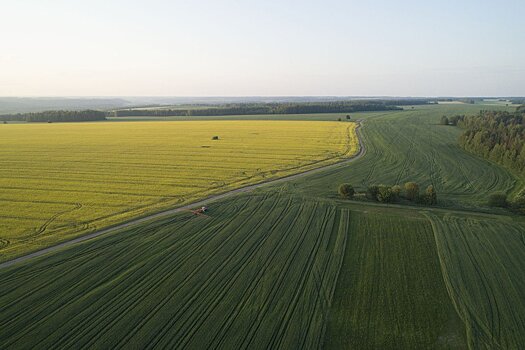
[510,98,525,106]
[111,100,435,117]
[488,189,525,212]
[440,115,463,126]
[338,181,437,205]
[437,98,480,104]
[457,109,525,176]
[0,110,107,122]
[459,98,477,104]
[384,99,436,106]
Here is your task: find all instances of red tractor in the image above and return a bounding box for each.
[190,206,209,217]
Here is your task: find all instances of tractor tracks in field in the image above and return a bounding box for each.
[0,121,367,270]
[33,203,83,237]
[425,214,505,348]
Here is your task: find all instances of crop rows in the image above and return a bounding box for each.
[428,213,525,349]
[0,191,481,349]
[324,209,466,349]
[286,104,518,209]
[0,120,358,261]
[0,194,351,349]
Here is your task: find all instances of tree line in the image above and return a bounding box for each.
[338,182,437,205]
[111,100,435,117]
[453,109,525,212]
[0,110,107,122]
[0,99,437,120]
[457,110,525,175]
[510,98,525,106]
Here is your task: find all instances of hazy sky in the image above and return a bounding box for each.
[1,0,524,96]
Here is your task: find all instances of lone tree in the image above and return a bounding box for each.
[488,192,508,207]
[338,183,355,199]
[346,115,351,120]
[426,185,437,205]
[404,182,420,201]
[440,116,449,125]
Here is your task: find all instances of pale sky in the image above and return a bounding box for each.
[1,0,524,96]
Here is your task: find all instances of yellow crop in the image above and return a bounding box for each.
[0,120,358,260]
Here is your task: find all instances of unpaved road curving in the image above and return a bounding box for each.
[0,121,366,270]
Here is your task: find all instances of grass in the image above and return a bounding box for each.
[0,120,358,261]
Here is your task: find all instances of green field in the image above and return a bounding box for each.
[0,194,468,349]
[1,103,524,349]
[323,208,465,349]
[427,212,525,349]
[0,194,347,348]
[107,112,373,122]
[280,104,520,209]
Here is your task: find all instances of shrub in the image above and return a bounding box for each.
[440,116,449,125]
[449,115,461,126]
[511,189,525,208]
[488,192,508,207]
[391,185,402,200]
[377,185,395,203]
[404,182,420,201]
[426,185,437,205]
[367,185,380,201]
[338,183,355,199]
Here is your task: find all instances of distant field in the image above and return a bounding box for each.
[283,103,522,209]
[107,112,366,122]
[0,120,358,261]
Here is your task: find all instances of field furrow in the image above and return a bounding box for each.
[427,213,525,349]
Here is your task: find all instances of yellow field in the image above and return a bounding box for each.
[0,120,358,260]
